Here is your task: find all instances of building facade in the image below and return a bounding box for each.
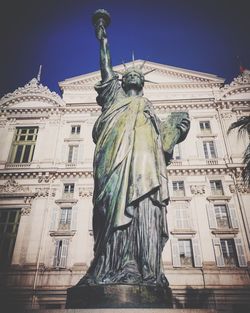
[0,60,249,311]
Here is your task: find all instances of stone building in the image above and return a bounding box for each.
[0,60,249,311]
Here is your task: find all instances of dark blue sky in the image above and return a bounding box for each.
[0,0,250,98]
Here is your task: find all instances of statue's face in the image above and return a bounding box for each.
[122,71,144,92]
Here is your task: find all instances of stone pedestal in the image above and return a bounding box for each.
[66,284,172,308]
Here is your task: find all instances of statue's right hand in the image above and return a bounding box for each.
[95,24,107,41]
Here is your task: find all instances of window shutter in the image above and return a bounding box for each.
[212,238,225,267]
[53,240,60,267]
[215,139,223,158]
[196,140,204,158]
[228,204,239,229]
[171,239,181,267]
[206,204,217,228]
[59,239,69,268]
[50,207,58,231]
[175,206,182,228]
[234,238,247,267]
[192,238,202,267]
[70,206,78,231]
[61,144,67,163]
[182,206,190,229]
[73,146,79,163]
[78,143,84,163]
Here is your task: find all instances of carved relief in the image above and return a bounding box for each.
[79,187,93,198]
[0,178,30,193]
[35,187,56,197]
[21,207,31,216]
[229,183,250,194]
[190,185,206,195]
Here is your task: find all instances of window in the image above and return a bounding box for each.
[172,181,185,197]
[179,239,194,267]
[53,239,69,268]
[203,141,216,159]
[213,238,247,267]
[68,145,78,163]
[10,127,38,163]
[221,239,237,266]
[71,125,81,135]
[210,180,223,195]
[59,208,72,230]
[173,144,181,160]
[171,238,202,268]
[63,183,74,199]
[214,205,230,228]
[50,206,78,232]
[0,209,21,268]
[199,121,211,134]
[207,203,239,229]
[175,204,191,229]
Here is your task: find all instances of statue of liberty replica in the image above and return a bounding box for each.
[67,9,190,308]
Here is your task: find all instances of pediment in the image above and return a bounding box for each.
[0,78,65,108]
[59,59,224,91]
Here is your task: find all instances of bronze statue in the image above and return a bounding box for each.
[77,9,190,287]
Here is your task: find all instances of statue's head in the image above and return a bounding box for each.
[121,67,144,93]
[120,60,156,94]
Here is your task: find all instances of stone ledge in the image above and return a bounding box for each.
[66,284,172,308]
[23,309,217,313]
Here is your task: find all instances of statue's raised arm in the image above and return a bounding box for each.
[92,9,115,82]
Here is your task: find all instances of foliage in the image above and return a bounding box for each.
[228,116,250,186]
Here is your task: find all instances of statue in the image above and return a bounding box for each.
[67,9,190,308]
[77,9,190,287]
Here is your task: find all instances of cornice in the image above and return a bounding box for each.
[61,81,223,92]
[0,97,249,116]
[0,164,244,181]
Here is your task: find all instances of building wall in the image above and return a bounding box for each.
[0,63,249,311]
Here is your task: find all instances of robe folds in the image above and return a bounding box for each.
[78,75,187,286]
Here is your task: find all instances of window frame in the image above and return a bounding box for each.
[0,208,21,268]
[172,181,185,197]
[210,180,224,196]
[71,125,81,135]
[10,127,38,163]
[67,145,79,164]
[199,120,211,134]
[203,140,217,159]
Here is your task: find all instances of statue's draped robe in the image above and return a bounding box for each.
[81,76,171,285]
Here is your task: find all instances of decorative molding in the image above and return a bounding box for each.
[49,230,76,237]
[21,207,31,216]
[38,172,55,183]
[35,187,56,197]
[170,196,192,202]
[55,198,78,205]
[206,195,231,202]
[211,229,239,235]
[170,229,197,236]
[218,71,250,99]
[0,178,30,193]
[190,185,206,195]
[79,187,93,198]
[229,183,250,194]
[0,78,65,107]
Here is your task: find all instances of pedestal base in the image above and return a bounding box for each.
[66,284,172,308]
